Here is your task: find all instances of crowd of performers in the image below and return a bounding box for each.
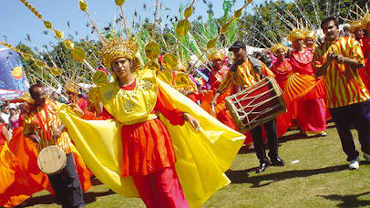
[0,14,369,208]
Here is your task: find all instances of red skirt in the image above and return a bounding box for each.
[121,119,176,177]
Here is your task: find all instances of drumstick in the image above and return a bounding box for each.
[211,104,216,115]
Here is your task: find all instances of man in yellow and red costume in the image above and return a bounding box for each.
[211,41,284,174]
[314,17,370,169]
[58,37,245,208]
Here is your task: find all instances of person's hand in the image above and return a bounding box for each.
[327,52,337,62]
[210,98,217,114]
[53,124,64,140]
[183,113,201,132]
[29,134,41,144]
[335,55,345,64]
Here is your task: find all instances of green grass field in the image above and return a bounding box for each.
[22,124,370,208]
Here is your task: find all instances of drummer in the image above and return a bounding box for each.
[211,41,285,173]
[23,83,86,208]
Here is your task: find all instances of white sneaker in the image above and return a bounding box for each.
[364,153,370,161]
[348,159,359,170]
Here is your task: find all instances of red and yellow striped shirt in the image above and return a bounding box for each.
[217,58,275,93]
[23,100,72,153]
[313,37,370,108]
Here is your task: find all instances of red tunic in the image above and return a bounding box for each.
[270,59,293,89]
[290,49,326,100]
[120,80,184,177]
[290,49,326,134]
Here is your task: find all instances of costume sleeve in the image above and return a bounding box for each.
[154,87,185,126]
[348,38,365,66]
[261,61,275,78]
[217,71,233,93]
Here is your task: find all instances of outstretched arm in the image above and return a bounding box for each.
[155,88,200,131]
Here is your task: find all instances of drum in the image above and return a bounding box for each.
[225,77,286,132]
[37,145,66,175]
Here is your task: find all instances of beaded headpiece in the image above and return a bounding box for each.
[287,29,305,43]
[100,37,141,71]
[270,43,288,54]
[349,19,364,32]
[362,13,370,27]
[304,30,317,40]
[207,50,225,62]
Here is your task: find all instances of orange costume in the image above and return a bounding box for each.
[217,58,275,144]
[288,29,327,136]
[118,80,183,177]
[270,58,293,138]
[0,100,91,208]
[201,63,238,131]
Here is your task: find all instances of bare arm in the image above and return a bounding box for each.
[1,126,10,142]
[26,133,40,144]
[336,55,364,68]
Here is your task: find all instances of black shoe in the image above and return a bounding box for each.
[256,162,270,173]
[270,157,285,166]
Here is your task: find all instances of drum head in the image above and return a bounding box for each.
[37,145,67,175]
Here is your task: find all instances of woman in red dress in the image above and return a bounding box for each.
[288,29,327,137]
[270,44,293,138]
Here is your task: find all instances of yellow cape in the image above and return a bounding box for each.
[58,78,245,208]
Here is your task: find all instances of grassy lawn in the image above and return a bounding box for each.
[22,123,370,208]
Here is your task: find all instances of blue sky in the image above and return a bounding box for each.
[1,0,278,50]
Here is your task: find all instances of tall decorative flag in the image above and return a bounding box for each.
[0,48,29,100]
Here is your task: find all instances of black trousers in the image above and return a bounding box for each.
[48,153,85,208]
[329,100,370,161]
[251,119,279,163]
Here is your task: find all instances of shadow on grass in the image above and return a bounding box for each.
[21,189,115,207]
[238,124,337,155]
[227,164,350,188]
[319,192,370,208]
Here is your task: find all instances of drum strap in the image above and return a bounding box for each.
[247,56,264,79]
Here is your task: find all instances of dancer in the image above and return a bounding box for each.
[58,37,245,208]
[288,29,327,137]
[314,17,370,169]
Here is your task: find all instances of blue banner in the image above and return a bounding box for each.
[0,48,29,100]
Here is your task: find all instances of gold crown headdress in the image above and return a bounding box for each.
[100,37,141,71]
[207,50,225,62]
[363,13,370,26]
[304,30,317,40]
[341,4,368,32]
[349,19,365,32]
[288,29,306,43]
[270,43,288,54]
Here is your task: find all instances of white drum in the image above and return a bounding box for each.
[37,145,67,175]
